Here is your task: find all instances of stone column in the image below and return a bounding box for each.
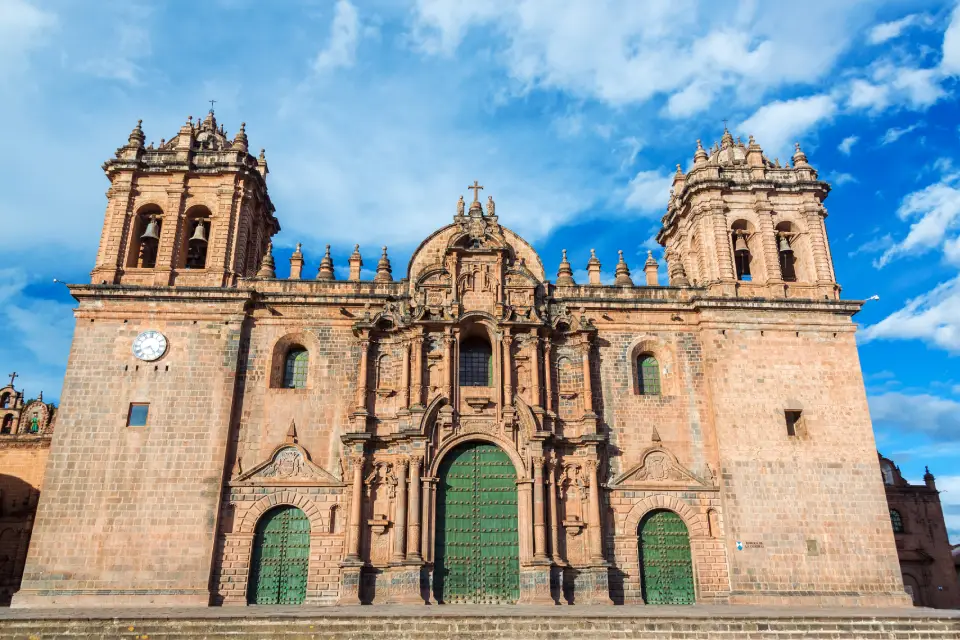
[548,458,562,564]
[444,332,454,402]
[411,332,424,408]
[585,458,604,563]
[355,336,370,413]
[400,341,411,409]
[543,337,553,414]
[346,454,365,563]
[580,339,594,416]
[391,458,408,563]
[532,456,549,562]
[754,201,781,284]
[805,201,834,283]
[421,479,433,563]
[407,456,422,561]
[711,203,736,281]
[503,332,514,405]
[530,337,542,409]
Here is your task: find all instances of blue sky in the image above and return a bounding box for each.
[1,0,958,541]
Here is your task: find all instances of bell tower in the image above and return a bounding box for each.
[90,111,279,287]
[657,129,838,300]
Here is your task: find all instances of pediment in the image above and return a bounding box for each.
[237,443,342,486]
[611,446,716,490]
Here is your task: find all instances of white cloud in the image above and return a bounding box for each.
[935,474,960,542]
[623,169,673,214]
[942,3,960,74]
[860,275,960,353]
[838,135,858,155]
[847,62,946,113]
[847,233,892,258]
[868,390,960,442]
[880,122,924,146]
[313,0,360,74]
[826,171,857,186]
[76,2,152,85]
[877,169,960,266]
[736,94,837,157]
[867,14,921,45]
[411,1,876,114]
[0,0,56,79]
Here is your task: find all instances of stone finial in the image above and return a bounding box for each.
[651,425,662,444]
[289,242,304,280]
[721,126,734,148]
[644,250,659,286]
[348,244,363,281]
[694,139,707,165]
[232,122,248,152]
[614,250,633,286]
[257,148,269,178]
[316,244,335,280]
[375,246,393,282]
[286,418,298,444]
[556,249,575,286]
[924,466,936,490]
[128,119,145,148]
[672,163,685,189]
[669,256,690,287]
[256,242,276,278]
[587,248,602,286]
[792,141,809,167]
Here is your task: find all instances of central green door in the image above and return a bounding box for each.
[435,442,519,604]
[638,509,695,605]
[248,505,311,605]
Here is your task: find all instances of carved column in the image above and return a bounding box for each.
[711,203,735,281]
[346,454,365,562]
[585,458,604,563]
[444,331,454,402]
[407,456,422,561]
[411,331,424,408]
[543,337,553,414]
[754,201,781,284]
[530,337,542,409]
[400,341,411,409]
[805,201,834,283]
[503,332,514,405]
[580,338,594,416]
[392,458,408,563]
[532,456,549,562]
[548,458,562,564]
[355,335,370,414]
[422,478,436,564]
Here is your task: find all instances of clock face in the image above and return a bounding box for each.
[132,330,167,362]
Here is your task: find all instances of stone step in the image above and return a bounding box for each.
[2,615,960,639]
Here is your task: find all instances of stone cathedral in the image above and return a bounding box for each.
[14,112,910,609]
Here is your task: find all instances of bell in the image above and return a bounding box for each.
[733,233,749,255]
[140,219,160,241]
[778,235,792,253]
[189,221,208,243]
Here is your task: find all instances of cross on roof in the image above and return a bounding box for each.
[7,371,17,387]
[209,99,217,112]
[467,180,484,202]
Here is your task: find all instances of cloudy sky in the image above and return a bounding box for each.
[1,0,959,541]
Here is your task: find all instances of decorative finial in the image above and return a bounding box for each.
[694,138,708,164]
[375,246,393,282]
[128,119,145,147]
[209,98,217,112]
[296,242,302,252]
[651,425,661,444]
[467,180,484,202]
[586,249,602,286]
[675,163,683,175]
[286,418,298,443]
[556,249,575,286]
[792,141,809,167]
[348,244,363,281]
[614,250,633,287]
[256,242,276,278]
[316,244,335,280]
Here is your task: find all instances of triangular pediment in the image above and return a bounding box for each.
[236,443,342,486]
[611,446,715,490]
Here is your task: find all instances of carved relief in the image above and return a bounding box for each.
[611,446,715,490]
[236,444,341,486]
[364,461,397,566]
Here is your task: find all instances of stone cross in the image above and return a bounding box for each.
[209,99,217,111]
[467,180,484,202]
[7,372,16,387]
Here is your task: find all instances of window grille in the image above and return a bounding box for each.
[638,355,661,395]
[890,509,904,534]
[284,348,309,389]
[460,338,492,387]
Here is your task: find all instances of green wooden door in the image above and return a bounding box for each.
[248,505,311,605]
[638,510,695,605]
[435,442,519,604]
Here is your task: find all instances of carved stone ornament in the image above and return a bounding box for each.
[235,443,342,486]
[610,446,716,490]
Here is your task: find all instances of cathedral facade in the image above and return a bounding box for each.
[14,113,910,608]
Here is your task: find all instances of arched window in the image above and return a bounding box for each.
[1,415,14,435]
[890,509,904,534]
[776,221,797,282]
[0,393,10,409]
[637,355,661,396]
[283,347,308,389]
[731,220,753,281]
[184,218,210,269]
[459,336,492,387]
[128,208,162,269]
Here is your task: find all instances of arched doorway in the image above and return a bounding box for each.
[247,505,310,605]
[434,441,519,603]
[638,509,695,604]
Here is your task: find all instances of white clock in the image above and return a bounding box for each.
[132,330,167,361]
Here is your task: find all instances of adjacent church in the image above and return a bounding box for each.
[14,111,911,608]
